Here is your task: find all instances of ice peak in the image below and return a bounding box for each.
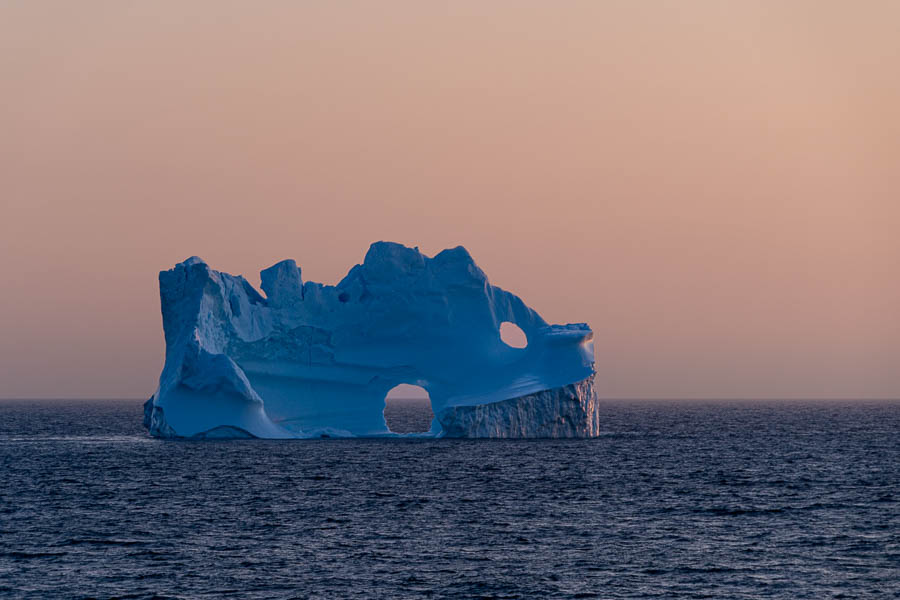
[362,241,427,280]
[260,259,303,306]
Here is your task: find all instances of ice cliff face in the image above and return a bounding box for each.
[438,376,598,438]
[144,242,597,439]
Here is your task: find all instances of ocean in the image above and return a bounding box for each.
[1,399,898,599]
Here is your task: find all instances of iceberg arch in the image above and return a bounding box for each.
[383,384,434,434]
[143,242,597,439]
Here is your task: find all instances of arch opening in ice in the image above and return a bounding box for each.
[383,384,434,434]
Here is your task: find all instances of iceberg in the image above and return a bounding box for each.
[144,242,597,439]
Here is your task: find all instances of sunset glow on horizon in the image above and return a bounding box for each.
[1,1,898,399]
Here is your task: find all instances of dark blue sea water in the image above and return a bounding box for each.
[1,399,898,599]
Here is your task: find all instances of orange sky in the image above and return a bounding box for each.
[2,1,898,399]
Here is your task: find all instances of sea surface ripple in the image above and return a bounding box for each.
[1,399,898,599]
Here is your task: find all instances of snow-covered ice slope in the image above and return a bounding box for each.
[144,242,597,439]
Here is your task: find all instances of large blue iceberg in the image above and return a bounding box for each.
[144,242,597,439]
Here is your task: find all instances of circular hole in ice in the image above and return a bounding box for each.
[383,384,434,434]
[499,321,528,349]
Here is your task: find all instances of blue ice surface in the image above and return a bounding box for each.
[145,242,596,439]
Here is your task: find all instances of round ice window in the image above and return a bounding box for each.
[499,321,528,349]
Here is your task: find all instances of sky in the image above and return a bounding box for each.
[1,1,898,400]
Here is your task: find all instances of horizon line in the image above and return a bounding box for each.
[2,396,899,402]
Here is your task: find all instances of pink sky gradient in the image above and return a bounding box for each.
[2,1,898,399]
